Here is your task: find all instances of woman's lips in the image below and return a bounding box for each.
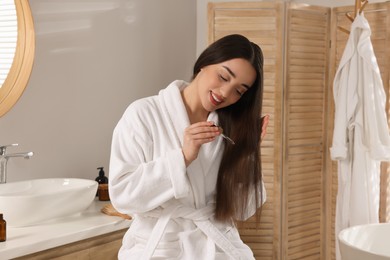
[210,91,222,106]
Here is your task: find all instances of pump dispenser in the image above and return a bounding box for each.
[95,167,108,184]
[95,167,109,200]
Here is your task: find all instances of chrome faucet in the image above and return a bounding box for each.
[0,144,33,184]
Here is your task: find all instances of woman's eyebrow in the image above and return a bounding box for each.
[222,65,236,78]
[222,65,250,89]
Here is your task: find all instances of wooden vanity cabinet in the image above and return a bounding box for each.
[13,229,126,260]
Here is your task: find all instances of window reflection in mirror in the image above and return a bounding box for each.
[0,0,34,117]
[0,1,18,87]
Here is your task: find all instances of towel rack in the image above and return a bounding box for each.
[338,0,369,34]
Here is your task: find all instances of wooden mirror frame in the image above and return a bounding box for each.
[0,0,35,117]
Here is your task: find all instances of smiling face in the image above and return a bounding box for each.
[194,58,256,113]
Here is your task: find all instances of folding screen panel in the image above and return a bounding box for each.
[284,3,330,260]
[209,2,330,259]
[208,2,284,258]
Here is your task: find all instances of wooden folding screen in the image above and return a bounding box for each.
[209,1,390,259]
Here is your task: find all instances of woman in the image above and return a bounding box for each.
[109,34,269,260]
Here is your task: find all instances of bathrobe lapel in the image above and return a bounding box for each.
[158,80,224,208]
[157,80,189,148]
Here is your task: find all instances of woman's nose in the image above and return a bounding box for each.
[220,86,233,99]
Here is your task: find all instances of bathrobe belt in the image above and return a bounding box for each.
[140,202,249,260]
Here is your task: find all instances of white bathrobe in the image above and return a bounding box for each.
[109,80,265,260]
[330,13,390,260]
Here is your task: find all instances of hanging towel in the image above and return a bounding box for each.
[330,12,390,260]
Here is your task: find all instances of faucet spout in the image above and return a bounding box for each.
[5,152,34,159]
[0,145,33,184]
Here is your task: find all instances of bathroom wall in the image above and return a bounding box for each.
[197,0,388,55]
[0,0,196,182]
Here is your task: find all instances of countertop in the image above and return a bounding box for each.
[0,199,132,260]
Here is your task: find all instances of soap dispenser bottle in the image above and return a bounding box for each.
[95,167,108,185]
[95,167,109,199]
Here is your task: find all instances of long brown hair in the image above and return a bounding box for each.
[192,34,264,222]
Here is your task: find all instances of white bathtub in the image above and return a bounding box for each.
[339,223,390,260]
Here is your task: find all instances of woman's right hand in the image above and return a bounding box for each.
[261,114,270,142]
[182,121,220,166]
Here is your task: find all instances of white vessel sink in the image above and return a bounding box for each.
[0,178,98,227]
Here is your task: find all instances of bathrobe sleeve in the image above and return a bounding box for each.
[359,28,390,160]
[109,100,191,215]
[330,41,358,161]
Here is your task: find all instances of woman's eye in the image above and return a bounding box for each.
[219,74,228,82]
[236,89,243,96]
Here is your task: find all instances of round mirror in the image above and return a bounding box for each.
[0,0,34,117]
